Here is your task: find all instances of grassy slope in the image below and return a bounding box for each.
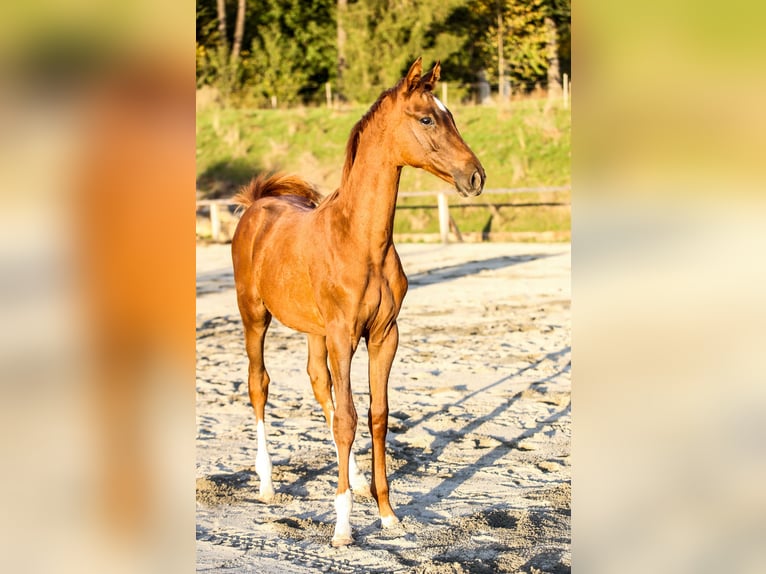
[196,99,570,238]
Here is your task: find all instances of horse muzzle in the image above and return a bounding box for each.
[455,165,485,197]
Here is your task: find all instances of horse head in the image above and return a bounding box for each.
[394,57,486,197]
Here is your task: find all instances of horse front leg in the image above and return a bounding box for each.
[367,322,399,528]
[307,334,370,497]
[325,329,358,547]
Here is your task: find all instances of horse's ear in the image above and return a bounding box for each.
[419,61,441,92]
[404,57,423,93]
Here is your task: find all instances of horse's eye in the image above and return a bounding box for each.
[419,116,433,126]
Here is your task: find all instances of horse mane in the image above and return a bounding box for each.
[235,77,407,211]
[341,78,405,186]
[233,172,323,213]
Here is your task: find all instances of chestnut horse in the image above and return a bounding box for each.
[231,58,485,546]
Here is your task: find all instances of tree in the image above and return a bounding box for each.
[194,0,571,105]
[342,0,464,104]
[248,22,310,106]
[497,2,505,100]
[545,14,561,97]
[438,0,570,96]
[216,0,228,55]
[231,0,246,65]
[337,0,348,100]
[196,0,337,104]
[238,0,336,105]
[547,0,571,87]
[497,0,549,91]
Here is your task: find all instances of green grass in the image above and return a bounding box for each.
[196,98,570,238]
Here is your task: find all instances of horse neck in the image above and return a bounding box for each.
[337,124,401,256]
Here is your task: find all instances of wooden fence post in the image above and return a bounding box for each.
[210,203,221,242]
[325,82,332,108]
[442,82,448,107]
[563,73,569,109]
[437,192,450,244]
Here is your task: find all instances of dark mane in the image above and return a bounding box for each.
[341,79,405,186]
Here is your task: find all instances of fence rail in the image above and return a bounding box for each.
[398,186,570,198]
[196,185,570,243]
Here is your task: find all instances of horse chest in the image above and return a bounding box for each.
[362,278,391,313]
[309,269,378,324]
[357,273,401,334]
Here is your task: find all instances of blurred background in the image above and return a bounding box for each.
[573,2,766,573]
[0,0,764,572]
[0,1,194,573]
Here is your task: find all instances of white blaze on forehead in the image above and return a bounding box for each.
[433,96,448,113]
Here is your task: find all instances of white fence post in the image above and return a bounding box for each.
[210,202,221,241]
[437,192,450,244]
[563,73,569,109]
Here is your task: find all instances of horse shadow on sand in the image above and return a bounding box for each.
[390,345,571,518]
[405,252,558,289]
[372,345,572,572]
[196,251,561,297]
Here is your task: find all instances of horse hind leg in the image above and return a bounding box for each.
[307,335,371,498]
[242,300,275,500]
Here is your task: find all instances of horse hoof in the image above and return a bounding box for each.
[380,514,400,529]
[351,482,372,498]
[331,535,354,547]
[258,486,275,502]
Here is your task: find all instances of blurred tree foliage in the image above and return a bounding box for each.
[196,0,570,106]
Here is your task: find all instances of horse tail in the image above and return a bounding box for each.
[233,173,322,212]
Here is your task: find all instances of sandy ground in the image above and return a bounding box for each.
[196,241,571,573]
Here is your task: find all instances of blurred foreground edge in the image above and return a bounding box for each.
[0,5,195,573]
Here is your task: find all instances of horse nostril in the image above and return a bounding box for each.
[470,170,482,190]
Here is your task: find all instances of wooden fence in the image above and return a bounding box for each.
[196,186,570,244]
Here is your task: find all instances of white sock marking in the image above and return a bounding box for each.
[255,420,274,498]
[333,489,353,542]
[380,514,400,529]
